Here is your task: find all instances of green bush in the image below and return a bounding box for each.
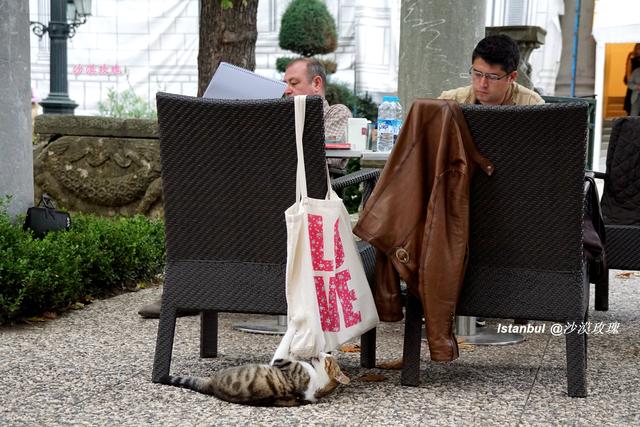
[325,81,355,109]
[0,203,165,324]
[324,83,378,214]
[325,81,379,122]
[97,87,157,119]
[342,159,363,214]
[279,0,337,57]
[276,56,296,73]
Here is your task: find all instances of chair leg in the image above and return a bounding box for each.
[594,272,609,311]
[152,306,177,383]
[401,292,423,386]
[200,310,218,358]
[565,321,588,397]
[360,327,376,368]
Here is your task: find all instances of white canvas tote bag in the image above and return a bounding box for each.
[274,95,379,360]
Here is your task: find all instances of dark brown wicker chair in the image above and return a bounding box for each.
[152,93,378,383]
[590,117,640,311]
[362,102,591,397]
[594,117,640,273]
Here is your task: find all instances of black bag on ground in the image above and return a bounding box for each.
[23,195,71,239]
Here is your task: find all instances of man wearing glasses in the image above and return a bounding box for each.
[439,33,543,330]
[439,34,544,106]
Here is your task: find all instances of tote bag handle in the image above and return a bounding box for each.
[294,95,332,202]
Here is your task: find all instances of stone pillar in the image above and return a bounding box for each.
[486,26,547,90]
[398,0,486,110]
[0,0,34,218]
[555,0,596,96]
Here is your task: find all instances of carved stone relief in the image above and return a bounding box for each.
[33,116,163,218]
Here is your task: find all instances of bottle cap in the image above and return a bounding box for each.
[382,96,397,102]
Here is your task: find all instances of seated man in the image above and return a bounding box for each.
[283,57,352,144]
[138,58,352,319]
[440,33,543,329]
[284,57,352,174]
[439,34,544,106]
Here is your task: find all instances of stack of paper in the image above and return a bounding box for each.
[203,62,287,100]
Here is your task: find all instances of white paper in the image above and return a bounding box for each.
[203,62,287,100]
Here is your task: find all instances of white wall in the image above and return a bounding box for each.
[30,0,199,115]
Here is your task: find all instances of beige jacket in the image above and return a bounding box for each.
[438,82,544,105]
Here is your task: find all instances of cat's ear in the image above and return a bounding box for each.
[326,357,350,385]
[334,369,350,385]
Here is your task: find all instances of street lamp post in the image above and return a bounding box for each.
[31,0,92,115]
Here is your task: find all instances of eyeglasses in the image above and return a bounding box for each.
[468,67,509,82]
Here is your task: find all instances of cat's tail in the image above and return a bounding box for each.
[162,375,214,394]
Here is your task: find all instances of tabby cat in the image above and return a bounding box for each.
[164,353,350,407]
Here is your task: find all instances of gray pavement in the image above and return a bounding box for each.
[1,271,639,426]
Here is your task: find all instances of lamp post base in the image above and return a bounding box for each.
[40,93,78,115]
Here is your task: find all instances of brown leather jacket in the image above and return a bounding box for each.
[353,99,494,362]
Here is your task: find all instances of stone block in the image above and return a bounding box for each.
[34,115,158,139]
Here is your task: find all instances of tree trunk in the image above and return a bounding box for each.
[198,0,259,96]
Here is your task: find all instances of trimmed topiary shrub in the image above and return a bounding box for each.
[319,59,337,75]
[279,0,337,57]
[0,201,165,324]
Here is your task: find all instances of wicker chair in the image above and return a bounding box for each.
[152,93,378,383]
[375,103,590,397]
[594,117,640,273]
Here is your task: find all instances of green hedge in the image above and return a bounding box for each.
[0,204,165,324]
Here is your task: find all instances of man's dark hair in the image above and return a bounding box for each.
[287,57,327,87]
[472,34,520,74]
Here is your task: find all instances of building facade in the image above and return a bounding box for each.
[30,0,565,114]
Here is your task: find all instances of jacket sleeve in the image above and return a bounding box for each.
[373,249,404,322]
[353,101,431,321]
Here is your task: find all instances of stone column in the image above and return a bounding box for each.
[0,0,34,218]
[486,26,547,90]
[398,0,486,111]
[555,0,596,96]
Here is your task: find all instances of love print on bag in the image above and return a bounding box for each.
[308,214,362,332]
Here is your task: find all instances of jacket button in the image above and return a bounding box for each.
[395,248,410,264]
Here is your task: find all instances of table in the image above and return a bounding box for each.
[325,149,364,158]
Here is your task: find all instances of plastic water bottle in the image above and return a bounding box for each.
[376,96,403,152]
